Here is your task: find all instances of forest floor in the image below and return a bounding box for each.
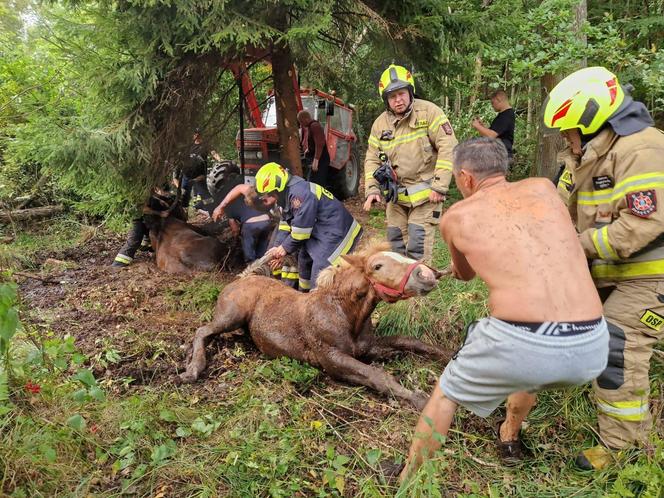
[0,198,662,497]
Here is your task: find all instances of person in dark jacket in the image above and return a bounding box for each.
[181,128,221,212]
[111,189,176,268]
[256,162,362,291]
[472,90,516,162]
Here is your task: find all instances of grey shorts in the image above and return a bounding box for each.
[439,317,609,418]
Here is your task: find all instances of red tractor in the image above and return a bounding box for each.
[232,64,361,199]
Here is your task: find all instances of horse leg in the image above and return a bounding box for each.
[318,349,429,410]
[364,336,453,363]
[179,301,246,383]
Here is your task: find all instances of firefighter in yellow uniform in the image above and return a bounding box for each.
[363,64,458,263]
[545,66,664,470]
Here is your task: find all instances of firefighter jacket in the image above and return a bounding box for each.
[274,176,362,265]
[557,126,664,286]
[364,99,458,207]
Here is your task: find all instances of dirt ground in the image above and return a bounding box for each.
[17,196,379,395]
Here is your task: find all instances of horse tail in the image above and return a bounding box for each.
[237,253,274,279]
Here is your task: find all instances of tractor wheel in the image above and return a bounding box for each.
[331,145,360,200]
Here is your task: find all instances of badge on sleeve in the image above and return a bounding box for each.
[626,190,657,218]
[441,121,453,135]
[559,169,574,192]
[291,197,302,210]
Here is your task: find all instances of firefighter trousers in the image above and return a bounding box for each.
[114,218,148,265]
[594,280,664,449]
[385,201,442,263]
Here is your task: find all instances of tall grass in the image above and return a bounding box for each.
[1,219,662,497]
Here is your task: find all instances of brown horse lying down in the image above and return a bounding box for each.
[142,203,225,274]
[179,244,453,409]
[148,217,224,274]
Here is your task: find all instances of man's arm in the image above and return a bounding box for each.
[273,221,291,247]
[471,118,499,138]
[428,107,458,195]
[228,218,240,237]
[212,184,251,221]
[578,149,664,260]
[440,210,476,280]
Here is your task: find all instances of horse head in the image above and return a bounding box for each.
[318,243,446,303]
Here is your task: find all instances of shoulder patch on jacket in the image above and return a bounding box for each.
[626,190,657,218]
[441,121,453,135]
[291,197,303,210]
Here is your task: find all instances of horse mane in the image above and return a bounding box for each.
[315,240,389,290]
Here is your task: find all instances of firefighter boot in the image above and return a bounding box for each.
[575,445,614,471]
[385,202,408,257]
[111,254,132,268]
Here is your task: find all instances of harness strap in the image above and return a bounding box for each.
[368,261,421,303]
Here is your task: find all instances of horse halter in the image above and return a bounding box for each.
[367,261,422,303]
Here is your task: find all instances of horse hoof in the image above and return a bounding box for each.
[412,392,429,411]
[178,372,198,384]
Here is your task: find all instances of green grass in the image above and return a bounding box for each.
[1,221,663,497]
[165,276,225,321]
[0,215,90,269]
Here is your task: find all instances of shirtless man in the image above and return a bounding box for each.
[399,137,610,480]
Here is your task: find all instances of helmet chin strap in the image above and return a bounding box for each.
[276,189,288,207]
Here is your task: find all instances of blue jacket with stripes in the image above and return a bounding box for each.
[274,176,361,262]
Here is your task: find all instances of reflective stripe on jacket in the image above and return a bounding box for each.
[561,126,664,285]
[364,99,458,206]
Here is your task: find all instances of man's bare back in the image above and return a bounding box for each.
[441,177,602,322]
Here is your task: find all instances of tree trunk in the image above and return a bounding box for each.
[534,73,564,179]
[469,54,482,105]
[271,42,302,176]
[526,79,533,140]
[535,0,587,178]
[454,86,461,117]
[574,0,588,67]
[0,205,64,223]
